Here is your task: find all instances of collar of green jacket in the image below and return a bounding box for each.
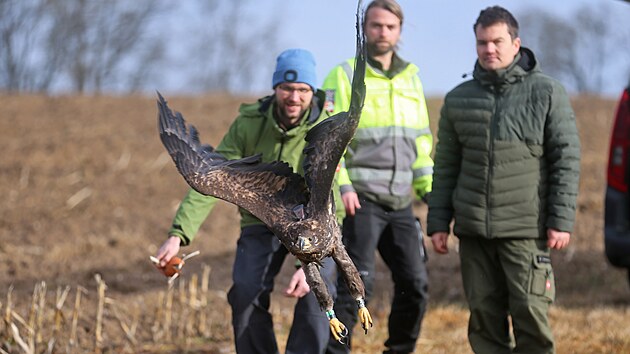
[473,47,539,89]
[253,89,327,126]
[367,52,410,79]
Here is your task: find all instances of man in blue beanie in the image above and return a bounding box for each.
[155,48,345,354]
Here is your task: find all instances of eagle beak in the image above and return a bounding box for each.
[298,236,312,251]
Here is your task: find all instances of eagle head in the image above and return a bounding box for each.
[287,220,323,255]
[297,236,313,252]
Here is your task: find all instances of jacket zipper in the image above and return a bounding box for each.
[389,80,398,195]
[277,132,287,161]
[487,92,500,238]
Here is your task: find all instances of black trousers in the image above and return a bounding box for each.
[227,225,337,354]
[327,198,429,354]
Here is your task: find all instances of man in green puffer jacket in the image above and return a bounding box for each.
[154,49,345,354]
[427,6,580,354]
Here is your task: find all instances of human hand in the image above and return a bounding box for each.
[547,228,571,250]
[431,231,449,254]
[155,236,181,268]
[284,268,310,298]
[342,191,361,216]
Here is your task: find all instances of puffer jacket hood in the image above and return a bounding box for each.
[473,47,538,89]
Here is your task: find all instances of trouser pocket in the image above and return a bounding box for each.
[529,254,555,302]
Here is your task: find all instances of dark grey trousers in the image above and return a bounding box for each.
[326,199,429,354]
[227,225,337,354]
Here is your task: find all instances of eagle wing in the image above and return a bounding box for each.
[157,93,308,227]
[302,5,366,217]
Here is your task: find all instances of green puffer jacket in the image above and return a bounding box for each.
[168,90,345,246]
[427,48,581,239]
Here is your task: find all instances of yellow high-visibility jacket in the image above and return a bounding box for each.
[322,56,433,210]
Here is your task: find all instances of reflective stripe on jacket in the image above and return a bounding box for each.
[322,57,433,210]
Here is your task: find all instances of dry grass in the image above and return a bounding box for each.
[0,93,628,353]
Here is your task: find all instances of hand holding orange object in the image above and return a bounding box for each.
[150,250,199,284]
[161,256,184,277]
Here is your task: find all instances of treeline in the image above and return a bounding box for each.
[0,0,279,95]
[1,1,628,95]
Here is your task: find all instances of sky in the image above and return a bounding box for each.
[274,0,630,98]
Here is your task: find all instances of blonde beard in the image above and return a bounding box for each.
[367,41,396,57]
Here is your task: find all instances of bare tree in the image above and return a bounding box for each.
[1,0,280,95]
[0,0,168,94]
[0,0,51,92]
[518,11,576,85]
[45,0,168,94]
[519,3,630,94]
[176,0,281,94]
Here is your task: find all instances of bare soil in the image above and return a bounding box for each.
[0,93,628,353]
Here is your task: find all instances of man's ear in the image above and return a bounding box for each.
[513,37,521,52]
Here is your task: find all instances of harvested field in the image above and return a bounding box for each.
[0,93,627,353]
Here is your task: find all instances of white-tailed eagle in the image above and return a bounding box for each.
[157,1,369,342]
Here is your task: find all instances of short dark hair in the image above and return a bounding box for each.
[473,5,519,39]
[364,0,404,28]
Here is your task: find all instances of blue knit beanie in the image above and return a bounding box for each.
[272,49,317,90]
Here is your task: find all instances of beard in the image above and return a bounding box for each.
[368,41,395,56]
[275,103,306,129]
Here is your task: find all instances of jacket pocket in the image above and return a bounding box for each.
[529,254,555,302]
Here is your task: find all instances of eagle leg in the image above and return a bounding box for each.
[331,238,373,335]
[302,261,349,342]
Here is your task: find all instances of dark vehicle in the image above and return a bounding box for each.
[605,78,630,284]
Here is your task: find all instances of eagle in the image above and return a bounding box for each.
[157,1,369,343]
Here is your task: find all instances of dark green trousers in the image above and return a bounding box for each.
[459,237,555,354]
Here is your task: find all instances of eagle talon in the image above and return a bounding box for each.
[339,329,349,344]
[326,310,348,343]
[329,318,348,343]
[357,299,373,335]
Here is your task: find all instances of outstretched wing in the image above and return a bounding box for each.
[302,1,366,217]
[157,92,309,227]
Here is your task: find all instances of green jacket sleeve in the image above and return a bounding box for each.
[168,110,249,245]
[544,83,581,232]
[215,113,248,160]
[168,188,219,246]
[427,103,460,235]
